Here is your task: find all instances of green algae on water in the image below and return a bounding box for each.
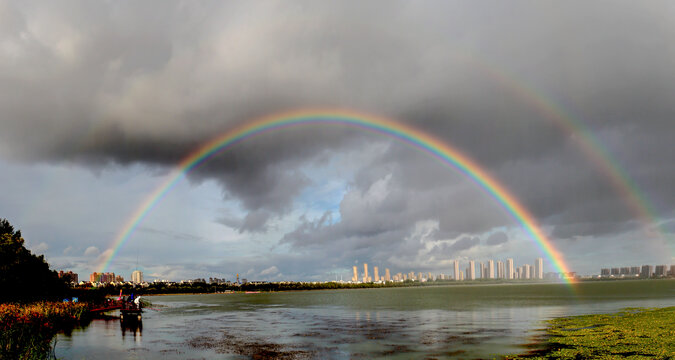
[507,306,675,359]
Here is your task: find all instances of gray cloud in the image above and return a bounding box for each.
[485,232,508,246]
[0,1,673,277]
[430,236,481,256]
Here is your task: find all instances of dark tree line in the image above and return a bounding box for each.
[0,218,68,302]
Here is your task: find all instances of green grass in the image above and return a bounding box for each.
[506,306,675,359]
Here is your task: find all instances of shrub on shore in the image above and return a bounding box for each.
[0,301,89,359]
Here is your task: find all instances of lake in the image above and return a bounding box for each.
[54,280,674,359]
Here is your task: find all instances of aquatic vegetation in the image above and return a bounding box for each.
[508,306,675,359]
[0,301,89,359]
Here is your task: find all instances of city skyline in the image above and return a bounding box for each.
[72,258,675,286]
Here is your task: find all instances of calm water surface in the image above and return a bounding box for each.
[55,280,674,359]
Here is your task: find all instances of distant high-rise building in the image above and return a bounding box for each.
[488,260,495,279]
[654,265,667,277]
[90,272,116,284]
[459,270,464,281]
[640,265,653,278]
[517,266,523,279]
[453,260,460,281]
[58,271,78,284]
[630,267,641,276]
[385,268,391,282]
[374,266,379,282]
[534,258,543,279]
[620,267,630,276]
[611,268,620,276]
[479,262,484,279]
[352,266,358,282]
[601,268,610,276]
[132,270,143,284]
[506,258,514,279]
[670,265,675,277]
[468,260,475,280]
[523,264,531,279]
[418,272,423,281]
[497,260,505,279]
[363,263,369,283]
[428,272,433,281]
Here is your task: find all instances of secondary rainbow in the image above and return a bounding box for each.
[98,109,574,281]
[464,51,666,241]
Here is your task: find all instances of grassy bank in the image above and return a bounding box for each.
[507,306,675,359]
[0,302,90,359]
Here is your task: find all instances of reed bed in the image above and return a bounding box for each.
[0,301,89,359]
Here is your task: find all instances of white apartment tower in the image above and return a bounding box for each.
[497,260,504,279]
[506,258,514,279]
[534,258,543,280]
[352,266,358,282]
[468,260,476,280]
[374,266,379,282]
[131,270,143,284]
[453,260,460,281]
[523,264,531,279]
[363,263,369,283]
[488,260,495,279]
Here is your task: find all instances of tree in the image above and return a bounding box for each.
[0,218,67,302]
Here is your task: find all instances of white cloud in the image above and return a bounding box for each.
[84,246,100,257]
[32,241,48,254]
[260,265,279,276]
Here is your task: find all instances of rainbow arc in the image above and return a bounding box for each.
[98,109,574,282]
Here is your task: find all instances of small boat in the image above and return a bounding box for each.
[120,300,143,322]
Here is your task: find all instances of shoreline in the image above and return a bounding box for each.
[138,278,673,297]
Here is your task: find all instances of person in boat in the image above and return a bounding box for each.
[134,295,141,309]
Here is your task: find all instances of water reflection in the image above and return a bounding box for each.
[121,319,143,344]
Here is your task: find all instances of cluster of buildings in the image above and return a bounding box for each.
[57,270,146,286]
[452,258,545,281]
[57,270,78,284]
[350,258,550,284]
[600,264,675,278]
[89,272,124,284]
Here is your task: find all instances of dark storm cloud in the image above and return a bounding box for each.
[0,0,673,244]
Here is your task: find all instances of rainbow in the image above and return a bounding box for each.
[98,109,574,281]
[465,52,666,241]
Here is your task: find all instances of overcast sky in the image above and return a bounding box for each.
[1,0,673,281]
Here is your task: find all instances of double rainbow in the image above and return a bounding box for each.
[98,109,573,281]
